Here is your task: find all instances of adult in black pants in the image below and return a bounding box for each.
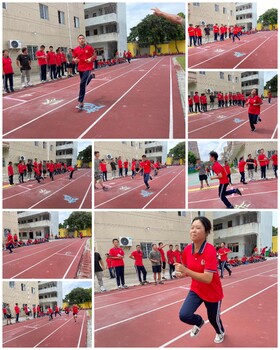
[109,239,128,289]
[217,243,232,278]
[129,245,148,285]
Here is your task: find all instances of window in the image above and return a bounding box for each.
[74,16,80,28]
[228,220,233,228]
[21,283,26,291]
[178,211,186,217]
[228,243,239,253]
[92,13,97,17]
[193,2,200,6]
[223,7,227,14]
[58,10,65,24]
[93,29,98,35]
[121,141,127,144]
[228,74,232,81]
[140,242,153,258]
[27,45,38,61]
[199,71,206,75]
[39,4,49,20]
[220,72,224,79]
[2,2,7,9]
[50,145,53,152]
[9,281,15,288]
[235,77,239,83]
[43,142,46,149]
[180,243,188,251]
[214,4,219,12]
[230,10,233,16]
[34,141,39,146]
[31,287,36,294]
[131,141,135,147]
[86,30,90,36]
[213,223,223,231]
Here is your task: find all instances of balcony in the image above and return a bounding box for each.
[85,13,117,27]
[39,297,59,303]
[18,221,50,229]
[87,32,118,44]
[214,222,259,239]
[188,71,197,83]
[84,3,104,10]
[56,143,74,151]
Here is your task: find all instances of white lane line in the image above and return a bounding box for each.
[169,57,174,139]
[62,239,87,279]
[77,312,86,348]
[79,182,92,209]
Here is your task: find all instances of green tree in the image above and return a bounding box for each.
[77,145,92,163]
[257,8,278,25]
[165,13,185,53]
[168,142,185,160]
[63,288,91,305]
[272,226,278,236]
[264,74,278,93]
[64,212,92,230]
[188,151,197,166]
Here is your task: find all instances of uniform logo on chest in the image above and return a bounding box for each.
[201,259,205,265]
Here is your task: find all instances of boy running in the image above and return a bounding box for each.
[72,304,79,322]
[137,155,155,190]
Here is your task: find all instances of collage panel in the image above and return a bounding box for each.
[2,210,92,279]
[188,140,278,209]
[2,280,92,347]
[188,70,278,139]
[188,2,277,69]
[94,210,277,347]
[2,2,186,140]
[94,140,186,209]
[2,140,92,209]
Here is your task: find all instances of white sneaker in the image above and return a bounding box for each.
[122,285,128,289]
[214,333,224,343]
[27,82,33,86]
[22,83,27,88]
[100,286,107,292]
[190,320,204,337]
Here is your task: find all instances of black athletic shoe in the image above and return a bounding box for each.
[103,187,108,191]
[229,270,232,276]
[146,186,150,190]
[235,188,242,196]
[226,206,234,209]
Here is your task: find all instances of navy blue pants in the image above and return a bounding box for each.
[179,290,224,334]
[40,64,47,81]
[78,70,93,103]
[144,173,150,188]
[115,266,125,286]
[218,183,236,208]
[136,265,147,283]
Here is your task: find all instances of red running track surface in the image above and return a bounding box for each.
[3,169,92,209]
[3,310,88,347]
[188,178,278,209]
[3,238,89,279]
[94,260,277,347]
[95,166,185,209]
[188,101,278,139]
[3,57,185,139]
[188,32,278,69]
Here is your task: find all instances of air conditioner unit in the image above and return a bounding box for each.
[200,20,206,26]
[119,237,133,247]
[205,88,213,94]
[256,149,261,155]
[106,154,113,160]
[19,156,26,161]
[9,40,22,49]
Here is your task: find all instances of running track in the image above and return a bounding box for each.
[188,102,278,139]
[3,238,90,279]
[3,310,88,347]
[3,57,185,139]
[95,166,185,209]
[188,178,278,209]
[95,260,277,347]
[188,32,278,69]
[3,169,92,209]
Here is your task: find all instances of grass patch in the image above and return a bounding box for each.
[176,56,185,71]
[89,238,92,249]
[87,310,92,317]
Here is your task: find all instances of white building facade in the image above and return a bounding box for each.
[84,2,127,59]
[236,2,257,31]
[56,141,78,166]
[38,281,63,311]
[241,71,264,97]
[213,211,273,257]
[144,141,168,164]
[17,211,59,240]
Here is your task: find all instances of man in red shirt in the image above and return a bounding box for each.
[271,150,278,178]
[117,156,123,177]
[67,165,76,179]
[188,95,194,113]
[105,253,115,278]
[195,25,202,46]
[131,158,136,179]
[7,161,14,185]
[47,46,57,80]
[56,48,63,79]
[36,45,47,82]
[258,148,268,180]
[238,156,248,184]
[73,34,96,110]
[174,245,182,263]
[48,160,55,181]
[123,159,129,176]
[14,303,20,323]
[3,50,14,92]
[72,304,79,322]
[209,151,242,208]
[188,24,197,47]
[37,305,41,318]
[158,242,167,279]
[138,154,155,190]
[245,88,263,132]
[219,24,225,41]
[48,306,53,320]
[268,91,272,104]
[213,24,219,41]
[193,92,201,113]
[55,305,61,317]
[167,244,176,279]
[217,242,232,278]
[232,25,241,42]
[109,238,128,289]
[18,160,25,183]
[129,245,148,285]
[6,231,14,253]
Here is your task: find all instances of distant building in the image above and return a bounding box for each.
[241,71,264,97]
[84,2,127,59]
[38,281,63,311]
[56,141,78,166]
[236,2,257,31]
[17,211,59,241]
[213,211,273,256]
[188,141,200,159]
[144,142,168,164]
[3,211,19,239]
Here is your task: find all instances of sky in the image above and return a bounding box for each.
[58,211,73,224]
[77,141,91,153]
[126,2,185,36]
[257,1,277,17]
[197,141,227,162]
[264,71,277,86]
[62,281,92,299]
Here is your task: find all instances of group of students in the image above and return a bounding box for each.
[5,231,49,253]
[188,23,247,46]
[7,159,77,185]
[3,303,79,325]
[94,151,161,191]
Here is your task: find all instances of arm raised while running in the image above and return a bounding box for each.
[151,7,183,26]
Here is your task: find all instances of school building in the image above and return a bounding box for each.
[85,2,127,60]
[2,2,85,73]
[236,2,257,31]
[144,142,168,164]
[56,141,78,167]
[188,2,236,27]
[213,211,275,257]
[3,281,39,316]
[17,211,59,241]
[188,141,200,159]
[188,71,242,97]
[95,211,213,274]
[38,281,63,311]
[2,211,18,241]
[222,141,277,166]
[241,71,264,97]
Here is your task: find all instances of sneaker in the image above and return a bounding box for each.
[100,286,107,292]
[158,281,164,284]
[226,206,234,209]
[27,82,33,86]
[146,186,150,190]
[229,270,232,276]
[22,83,27,88]
[235,188,242,196]
[10,88,15,92]
[122,285,128,289]
[140,282,145,285]
[190,320,204,337]
[243,182,248,184]
[102,187,108,191]
[154,282,157,285]
[214,333,224,343]
[76,103,84,110]
[258,117,262,122]
[118,285,122,289]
